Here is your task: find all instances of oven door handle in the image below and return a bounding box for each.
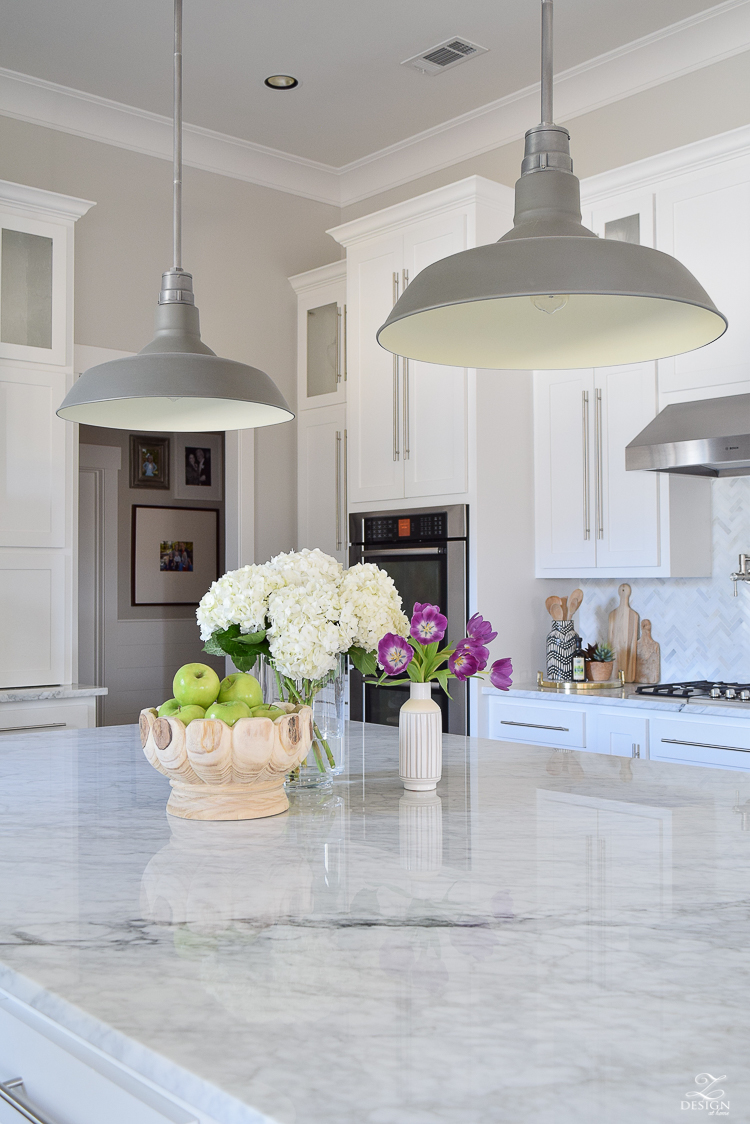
[363,547,444,557]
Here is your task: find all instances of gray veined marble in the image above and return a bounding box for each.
[1,722,750,1123]
[0,683,108,703]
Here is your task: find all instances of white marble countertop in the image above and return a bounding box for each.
[485,681,750,720]
[0,683,108,703]
[1,722,749,1122]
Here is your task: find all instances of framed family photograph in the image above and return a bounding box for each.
[131,505,219,606]
[130,435,170,489]
[172,432,223,501]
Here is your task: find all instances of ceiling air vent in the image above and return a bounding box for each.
[402,37,488,76]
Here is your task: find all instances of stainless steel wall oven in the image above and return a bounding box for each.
[349,505,468,734]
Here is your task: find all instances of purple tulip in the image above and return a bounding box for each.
[378,633,414,676]
[455,636,489,671]
[466,613,497,645]
[448,646,480,680]
[490,657,513,691]
[410,604,448,644]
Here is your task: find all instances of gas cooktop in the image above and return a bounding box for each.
[635,681,750,704]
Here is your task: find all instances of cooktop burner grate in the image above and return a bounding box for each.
[636,681,750,700]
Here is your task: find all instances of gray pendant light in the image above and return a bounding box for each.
[58,0,293,431]
[377,0,727,371]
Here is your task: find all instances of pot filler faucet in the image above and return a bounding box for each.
[731,554,750,595]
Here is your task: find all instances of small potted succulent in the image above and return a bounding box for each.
[585,642,615,681]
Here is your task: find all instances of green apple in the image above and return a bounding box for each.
[250,704,285,720]
[218,672,263,709]
[204,700,252,727]
[173,704,206,726]
[158,698,181,717]
[173,663,221,709]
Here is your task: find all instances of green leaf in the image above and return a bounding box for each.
[348,646,378,677]
[435,669,452,698]
[202,633,228,658]
[407,660,423,683]
[233,629,267,646]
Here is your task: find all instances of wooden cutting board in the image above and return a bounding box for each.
[636,619,660,684]
[608,583,639,683]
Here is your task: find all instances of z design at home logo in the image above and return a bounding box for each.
[682,1073,730,1115]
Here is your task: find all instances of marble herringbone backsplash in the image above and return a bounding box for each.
[574,476,750,682]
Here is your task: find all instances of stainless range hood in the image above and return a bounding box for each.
[626,393,750,477]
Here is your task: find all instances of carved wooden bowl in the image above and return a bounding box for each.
[139,706,314,821]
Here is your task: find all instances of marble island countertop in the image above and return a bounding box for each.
[1,721,750,1122]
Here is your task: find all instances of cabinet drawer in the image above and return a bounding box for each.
[488,698,585,748]
[650,716,750,770]
[0,701,93,734]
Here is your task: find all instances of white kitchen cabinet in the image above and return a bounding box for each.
[534,365,711,577]
[289,260,347,412]
[0,182,94,689]
[328,177,514,507]
[588,710,648,758]
[297,404,347,564]
[650,714,750,770]
[656,161,750,404]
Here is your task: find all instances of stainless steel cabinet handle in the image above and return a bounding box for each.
[0,1078,59,1124]
[582,390,590,540]
[343,429,348,545]
[392,273,400,462]
[335,431,342,551]
[0,722,66,735]
[336,306,342,383]
[661,737,750,754]
[403,359,410,460]
[342,304,347,381]
[500,720,569,732]
[632,743,640,759]
[595,387,604,540]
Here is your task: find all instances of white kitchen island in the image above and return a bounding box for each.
[0,721,748,1122]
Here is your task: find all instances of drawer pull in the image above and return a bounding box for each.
[501,720,569,732]
[661,737,750,754]
[0,723,67,735]
[0,1078,58,1124]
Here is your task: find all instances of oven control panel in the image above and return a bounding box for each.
[363,512,447,544]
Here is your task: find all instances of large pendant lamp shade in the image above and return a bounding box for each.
[377,1,727,371]
[58,0,293,431]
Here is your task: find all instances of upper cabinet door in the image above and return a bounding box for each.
[402,212,468,499]
[293,266,347,412]
[534,370,597,575]
[0,209,70,367]
[346,232,405,505]
[594,364,660,570]
[656,165,750,402]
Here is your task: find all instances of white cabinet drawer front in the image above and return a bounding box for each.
[488,699,585,748]
[650,717,750,770]
[0,700,93,734]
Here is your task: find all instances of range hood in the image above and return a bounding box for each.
[626,392,750,477]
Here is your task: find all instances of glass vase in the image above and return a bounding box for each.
[257,655,347,788]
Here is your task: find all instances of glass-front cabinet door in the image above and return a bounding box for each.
[290,260,347,411]
[0,209,69,366]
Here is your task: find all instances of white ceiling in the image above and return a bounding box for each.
[0,0,725,167]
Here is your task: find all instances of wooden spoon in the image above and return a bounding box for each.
[545,596,563,618]
[549,602,565,622]
[560,596,568,621]
[567,588,584,619]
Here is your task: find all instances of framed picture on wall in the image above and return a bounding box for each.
[132,505,219,606]
[130,435,170,489]
[172,433,223,501]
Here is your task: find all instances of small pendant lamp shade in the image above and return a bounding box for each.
[377,3,727,371]
[58,0,293,432]
[58,290,293,431]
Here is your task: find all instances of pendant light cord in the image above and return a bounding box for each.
[541,0,553,125]
[173,0,183,271]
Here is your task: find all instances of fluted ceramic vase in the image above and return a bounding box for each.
[399,683,442,791]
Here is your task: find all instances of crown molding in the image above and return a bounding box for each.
[0,0,747,209]
[579,122,750,204]
[288,259,347,294]
[328,176,512,247]
[0,176,94,221]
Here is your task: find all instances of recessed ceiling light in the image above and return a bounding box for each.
[265,74,298,90]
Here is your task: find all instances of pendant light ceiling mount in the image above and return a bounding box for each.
[377,0,727,371]
[58,0,293,432]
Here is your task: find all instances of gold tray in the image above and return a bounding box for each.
[537,671,626,691]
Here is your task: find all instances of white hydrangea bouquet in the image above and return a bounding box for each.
[197,548,408,774]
